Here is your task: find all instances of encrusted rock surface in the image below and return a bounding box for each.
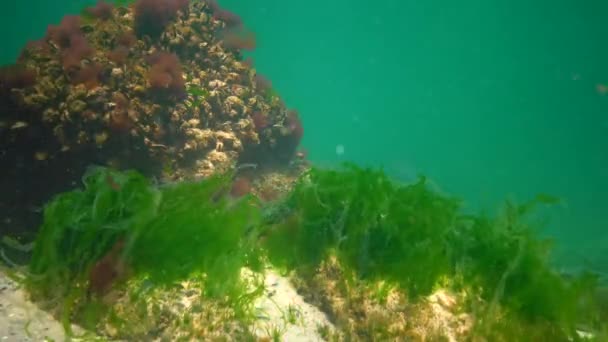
[0,0,304,238]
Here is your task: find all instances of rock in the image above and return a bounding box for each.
[68,99,87,113]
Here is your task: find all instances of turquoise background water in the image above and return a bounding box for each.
[2,0,607,270]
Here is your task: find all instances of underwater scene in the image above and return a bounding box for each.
[0,0,607,340]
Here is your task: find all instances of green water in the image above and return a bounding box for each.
[2,0,607,270]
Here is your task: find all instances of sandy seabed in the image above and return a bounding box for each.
[0,268,334,341]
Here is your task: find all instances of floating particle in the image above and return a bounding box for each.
[336,144,345,156]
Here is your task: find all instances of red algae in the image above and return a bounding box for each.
[242,56,254,68]
[105,174,121,191]
[21,39,51,59]
[146,51,186,98]
[251,111,269,131]
[286,109,304,143]
[215,10,242,28]
[25,39,50,52]
[109,92,134,131]
[71,62,103,89]
[88,238,126,296]
[116,31,137,47]
[47,15,82,49]
[0,65,37,91]
[134,0,190,38]
[107,31,137,64]
[61,36,94,70]
[254,74,272,93]
[206,0,242,28]
[230,176,251,198]
[107,46,130,64]
[266,109,304,162]
[46,15,95,70]
[62,35,94,70]
[87,0,114,21]
[218,28,256,51]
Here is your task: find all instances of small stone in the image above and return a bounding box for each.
[10,121,28,129]
[233,86,247,97]
[68,100,87,113]
[25,93,50,106]
[133,85,146,95]
[169,37,182,46]
[42,108,60,122]
[225,95,244,107]
[71,84,88,98]
[111,68,123,77]
[208,79,226,88]
[34,151,48,161]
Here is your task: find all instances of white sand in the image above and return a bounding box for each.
[0,270,77,341]
[0,267,334,341]
[252,269,334,341]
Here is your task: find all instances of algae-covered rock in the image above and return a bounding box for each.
[0,0,304,238]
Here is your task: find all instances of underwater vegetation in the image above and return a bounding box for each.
[0,0,606,340]
[20,164,607,340]
[261,164,606,339]
[0,0,302,239]
[26,166,264,338]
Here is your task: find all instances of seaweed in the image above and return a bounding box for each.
[86,0,114,21]
[128,172,262,298]
[146,51,187,99]
[261,163,605,339]
[23,164,606,339]
[113,0,136,8]
[26,166,264,335]
[454,200,603,338]
[28,167,158,297]
[263,164,459,296]
[185,84,209,108]
[134,0,189,39]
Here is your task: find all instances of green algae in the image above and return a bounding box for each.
[26,166,264,336]
[262,164,459,297]
[28,167,160,300]
[23,164,606,339]
[262,163,606,339]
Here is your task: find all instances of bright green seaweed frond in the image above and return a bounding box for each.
[25,166,264,335]
[128,173,262,299]
[28,167,160,299]
[455,199,601,337]
[22,164,605,339]
[262,163,604,339]
[263,163,461,297]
